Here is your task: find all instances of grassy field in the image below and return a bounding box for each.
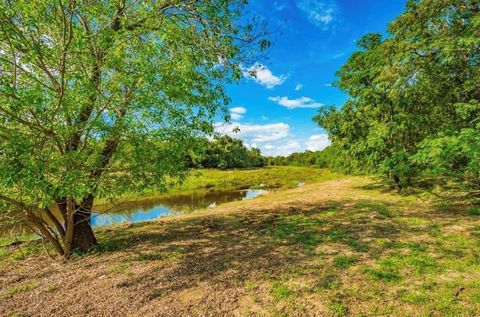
[171,166,342,191]
[96,166,343,206]
[1,173,480,316]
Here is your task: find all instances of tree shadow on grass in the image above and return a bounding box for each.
[90,199,410,306]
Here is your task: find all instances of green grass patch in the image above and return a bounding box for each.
[107,262,132,275]
[270,281,294,301]
[267,215,324,249]
[1,283,37,299]
[329,300,348,316]
[244,280,256,290]
[334,254,358,268]
[468,206,480,216]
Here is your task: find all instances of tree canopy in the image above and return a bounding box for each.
[314,0,480,186]
[0,0,267,257]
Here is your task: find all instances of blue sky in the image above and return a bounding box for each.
[215,0,407,156]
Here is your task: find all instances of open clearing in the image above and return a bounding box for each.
[1,176,480,316]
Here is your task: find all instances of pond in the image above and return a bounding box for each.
[91,189,267,227]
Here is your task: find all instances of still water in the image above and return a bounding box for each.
[91,189,266,227]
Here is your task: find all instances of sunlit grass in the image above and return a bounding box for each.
[95,166,342,206]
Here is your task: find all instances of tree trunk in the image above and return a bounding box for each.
[389,172,401,190]
[72,195,97,252]
[72,214,97,252]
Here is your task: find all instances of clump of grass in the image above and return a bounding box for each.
[366,267,401,282]
[468,206,480,215]
[244,280,256,290]
[44,284,57,293]
[334,255,358,268]
[1,283,37,299]
[400,217,429,227]
[270,281,294,301]
[329,300,348,316]
[91,238,123,253]
[107,262,132,275]
[402,291,429,305]
[345,238,370,252]
[137,253,163,262]
[364,258,402,282]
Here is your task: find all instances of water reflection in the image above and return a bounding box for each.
[91,189,266,227]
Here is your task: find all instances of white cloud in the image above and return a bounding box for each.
[230,113,243,121]
[229,106,247,121]
[230,106,247,115]
[305,134,331,151]
[297,0,338,30]
[215,122,290,143]
[258,134,330,156]
[295,84,303,91]
[242,63,287,89]
[269,96,323,109]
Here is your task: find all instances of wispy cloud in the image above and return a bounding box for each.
[230,107,247,115]
[268,96,323,109]
[242,63,287,89]
[297,0,339,30]
[229,106,247,121]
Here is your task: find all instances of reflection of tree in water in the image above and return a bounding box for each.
[97,190,247,216]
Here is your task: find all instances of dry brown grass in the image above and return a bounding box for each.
[1,177,480,316]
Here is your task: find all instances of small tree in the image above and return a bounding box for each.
[0,0,267,258]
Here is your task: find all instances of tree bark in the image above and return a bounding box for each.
[71,215,97,252]
[71,195,97,252]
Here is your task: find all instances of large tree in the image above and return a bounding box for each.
[0,0,267,258]
[315,0,480,186]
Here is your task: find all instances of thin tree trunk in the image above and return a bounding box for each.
[63,197,75,259]
[390,172,401,190]
[44,207,65,239]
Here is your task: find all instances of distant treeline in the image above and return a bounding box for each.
[186,135,341,170]
[187,135,265,169]
[265,147,339,168]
